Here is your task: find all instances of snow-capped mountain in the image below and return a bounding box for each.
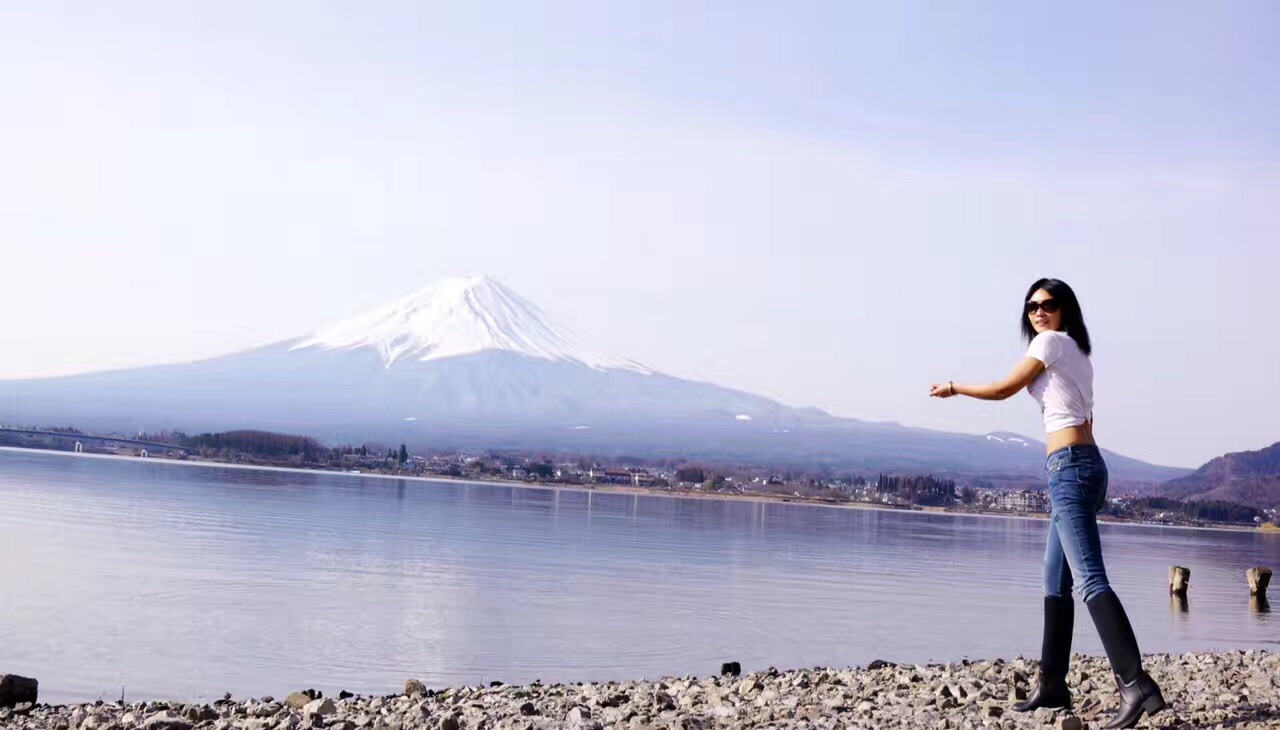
[985,432,1032,447]
[292,276,648,373]
[0,276,1186,482]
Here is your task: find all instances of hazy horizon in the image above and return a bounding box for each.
[3,2,1277,469]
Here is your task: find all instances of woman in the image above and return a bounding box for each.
[929,278,1165,729]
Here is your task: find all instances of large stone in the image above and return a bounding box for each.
[0,674,38,708]
[143,710,195,730]
[598,691,629,708]
[81,715,113,730]
[404,679,427,698]
[1170,565,1191,596]
[10,702,33,716]
[1055,717,1083,730]
[719,662,741,677]
[285,692,314,710]
[303,698,336,717]
[249,702,280,718]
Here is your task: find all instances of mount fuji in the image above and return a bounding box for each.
[0,276,1185,482]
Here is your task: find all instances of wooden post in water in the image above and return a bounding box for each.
[1169,566,1191,597]
[1247,567,1272,597]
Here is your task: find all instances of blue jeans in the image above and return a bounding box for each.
[1042,444,1114,602]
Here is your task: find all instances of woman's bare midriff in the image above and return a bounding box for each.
[1046,422,1095,455]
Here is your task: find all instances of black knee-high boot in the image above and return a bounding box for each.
[1086,590,1166,729]
[1014,595,1074,711]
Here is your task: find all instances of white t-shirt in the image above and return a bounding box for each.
[1025,330,1093,433]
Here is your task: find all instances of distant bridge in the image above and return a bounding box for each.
[0,427,189,455]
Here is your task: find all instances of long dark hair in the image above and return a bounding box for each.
[1021,278,1092,356]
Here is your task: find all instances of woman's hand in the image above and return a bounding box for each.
[930,382,957,398]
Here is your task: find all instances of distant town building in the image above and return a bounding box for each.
[588,468,633,484]
[631,472,656,487]
[996,489,1049,513]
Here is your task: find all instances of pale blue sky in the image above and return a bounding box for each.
[2,2,1277,468]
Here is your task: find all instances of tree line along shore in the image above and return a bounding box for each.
[3,426,1276,530]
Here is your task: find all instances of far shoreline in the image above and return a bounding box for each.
[2,445,1271,536]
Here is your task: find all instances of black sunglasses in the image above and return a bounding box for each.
[1025,299,1060,315]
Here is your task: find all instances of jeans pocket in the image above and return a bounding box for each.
[1094,468,1110,512]
[1076,465,1107,504]
[1049,467,1086,507]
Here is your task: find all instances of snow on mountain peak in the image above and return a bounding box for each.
[291,275,650,372]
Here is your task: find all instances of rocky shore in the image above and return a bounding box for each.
[4,651,1278,730]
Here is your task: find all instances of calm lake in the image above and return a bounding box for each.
[2,448,1277,704]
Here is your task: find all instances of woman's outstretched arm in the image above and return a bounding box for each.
[930,357,1045,401]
